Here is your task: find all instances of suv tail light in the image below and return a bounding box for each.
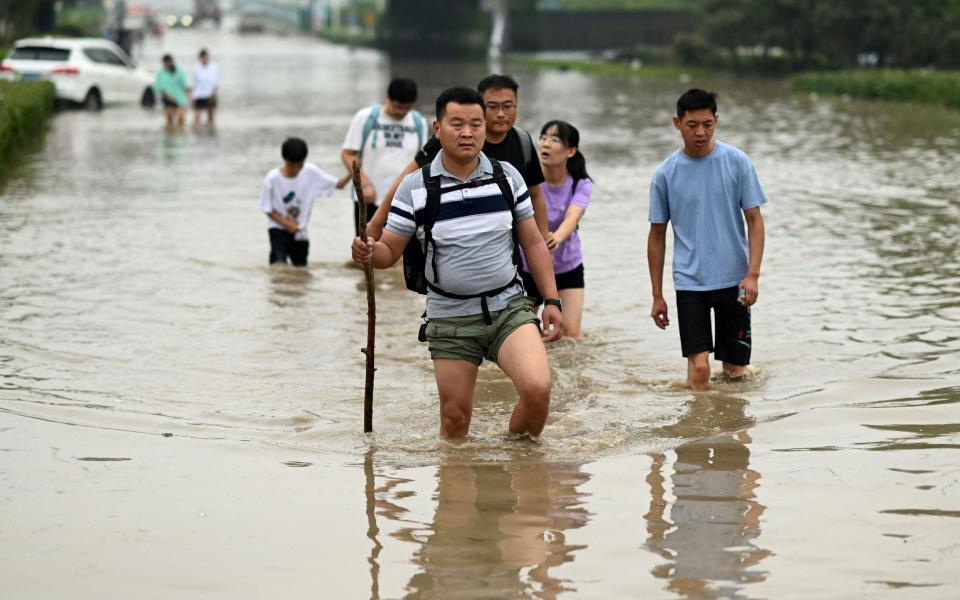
[0,63,14,73]
[52,65,79,75]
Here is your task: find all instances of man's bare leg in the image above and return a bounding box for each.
[497,323,551,437]
[687,351,711,390]
[434,358,479,438]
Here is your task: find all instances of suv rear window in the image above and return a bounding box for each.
[10,46,71,61]
[83,48,128,66]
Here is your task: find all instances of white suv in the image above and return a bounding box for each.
[0,37,155,110]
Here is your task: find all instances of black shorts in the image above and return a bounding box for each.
[676,286,751,365]
[268,229,309,266]
[193,97,216,109]
[353,201,378,234]
[162,97,181,109]
[520,263,584,304]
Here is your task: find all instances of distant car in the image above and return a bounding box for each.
[0,37,155,110]
[164,12,195,28]
[238,7,267,33]
[194,0,221,26]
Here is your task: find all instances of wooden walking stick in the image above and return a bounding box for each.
[352,161,375,433]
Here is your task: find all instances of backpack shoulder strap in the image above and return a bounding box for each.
[420,164,443,283]
[360,104,380,157]
[420,164,442,229]
[513,126,534,171]
[489,159,515,210]
[412,110,424,149]
[489,159,521,267]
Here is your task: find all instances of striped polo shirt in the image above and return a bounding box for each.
[385,151,534,318]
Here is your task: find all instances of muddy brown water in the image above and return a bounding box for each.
[1,25,959,599]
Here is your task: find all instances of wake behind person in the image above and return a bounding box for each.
[259,137,337,267]
[351,87,564,439]
[365,74,548,241]
[339,78,428,233]
[647,89,767,389]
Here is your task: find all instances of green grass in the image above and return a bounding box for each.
[0,81,56,167]
[509,56,706,80]
[792,69,960,109]
[549,0,695,9]
[315,28,376,48]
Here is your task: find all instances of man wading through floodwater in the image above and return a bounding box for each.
[648,89,767,389]
[351,87,564,438]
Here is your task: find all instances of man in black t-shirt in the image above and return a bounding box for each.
[366,74,548,240]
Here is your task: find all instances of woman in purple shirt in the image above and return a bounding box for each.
[521,120,592,337]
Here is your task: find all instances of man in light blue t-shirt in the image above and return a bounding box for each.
[647,89,768,389]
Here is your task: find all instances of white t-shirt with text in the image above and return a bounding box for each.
[342,105,428,204]
[259,163,337,241]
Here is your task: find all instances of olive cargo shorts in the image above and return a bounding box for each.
[425,296,541,365]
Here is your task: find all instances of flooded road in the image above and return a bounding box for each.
[1,23,959,599]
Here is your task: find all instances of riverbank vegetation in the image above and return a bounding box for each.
[792,70,960,110]
[0,0,105,49]
[516,0,960,109]
[683,0,960,73]
[54,4,106,37]
[509,56,703,81]
[0,81,56,167]
[545,0,696,8]
[316,28,375,48]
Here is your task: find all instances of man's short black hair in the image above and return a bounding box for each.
[387,78,418,104]
[677,89,718,117]
[435,86,485,121]
[477,74,519,95]
[199,48,208,57]
[161,54,173,62]
[281,137,308,162]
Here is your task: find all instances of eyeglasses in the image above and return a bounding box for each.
[485,102,517,113]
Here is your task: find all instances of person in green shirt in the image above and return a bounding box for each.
[154,54,189,130]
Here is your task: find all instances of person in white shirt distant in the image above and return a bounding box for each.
[259,137,337,267]
[191,48,220,128]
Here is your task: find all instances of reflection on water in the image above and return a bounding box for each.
[645,394,769,599]
[268,266,312,305]
[364,450,590,599]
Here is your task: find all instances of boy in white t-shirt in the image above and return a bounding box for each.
[259,137,337,267]
[191,48,220,128]
[338,78,428,233]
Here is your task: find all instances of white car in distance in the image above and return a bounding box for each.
[0,37,155,110]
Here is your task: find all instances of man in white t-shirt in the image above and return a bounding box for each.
[339,78,428,233]
[191,48,220,128]
[259,137,337,267]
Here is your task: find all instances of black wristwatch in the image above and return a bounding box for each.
[543,298,563,312]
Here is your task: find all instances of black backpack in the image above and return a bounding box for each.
[402,158,522,324]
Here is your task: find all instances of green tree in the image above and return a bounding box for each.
[695,0,960,71]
